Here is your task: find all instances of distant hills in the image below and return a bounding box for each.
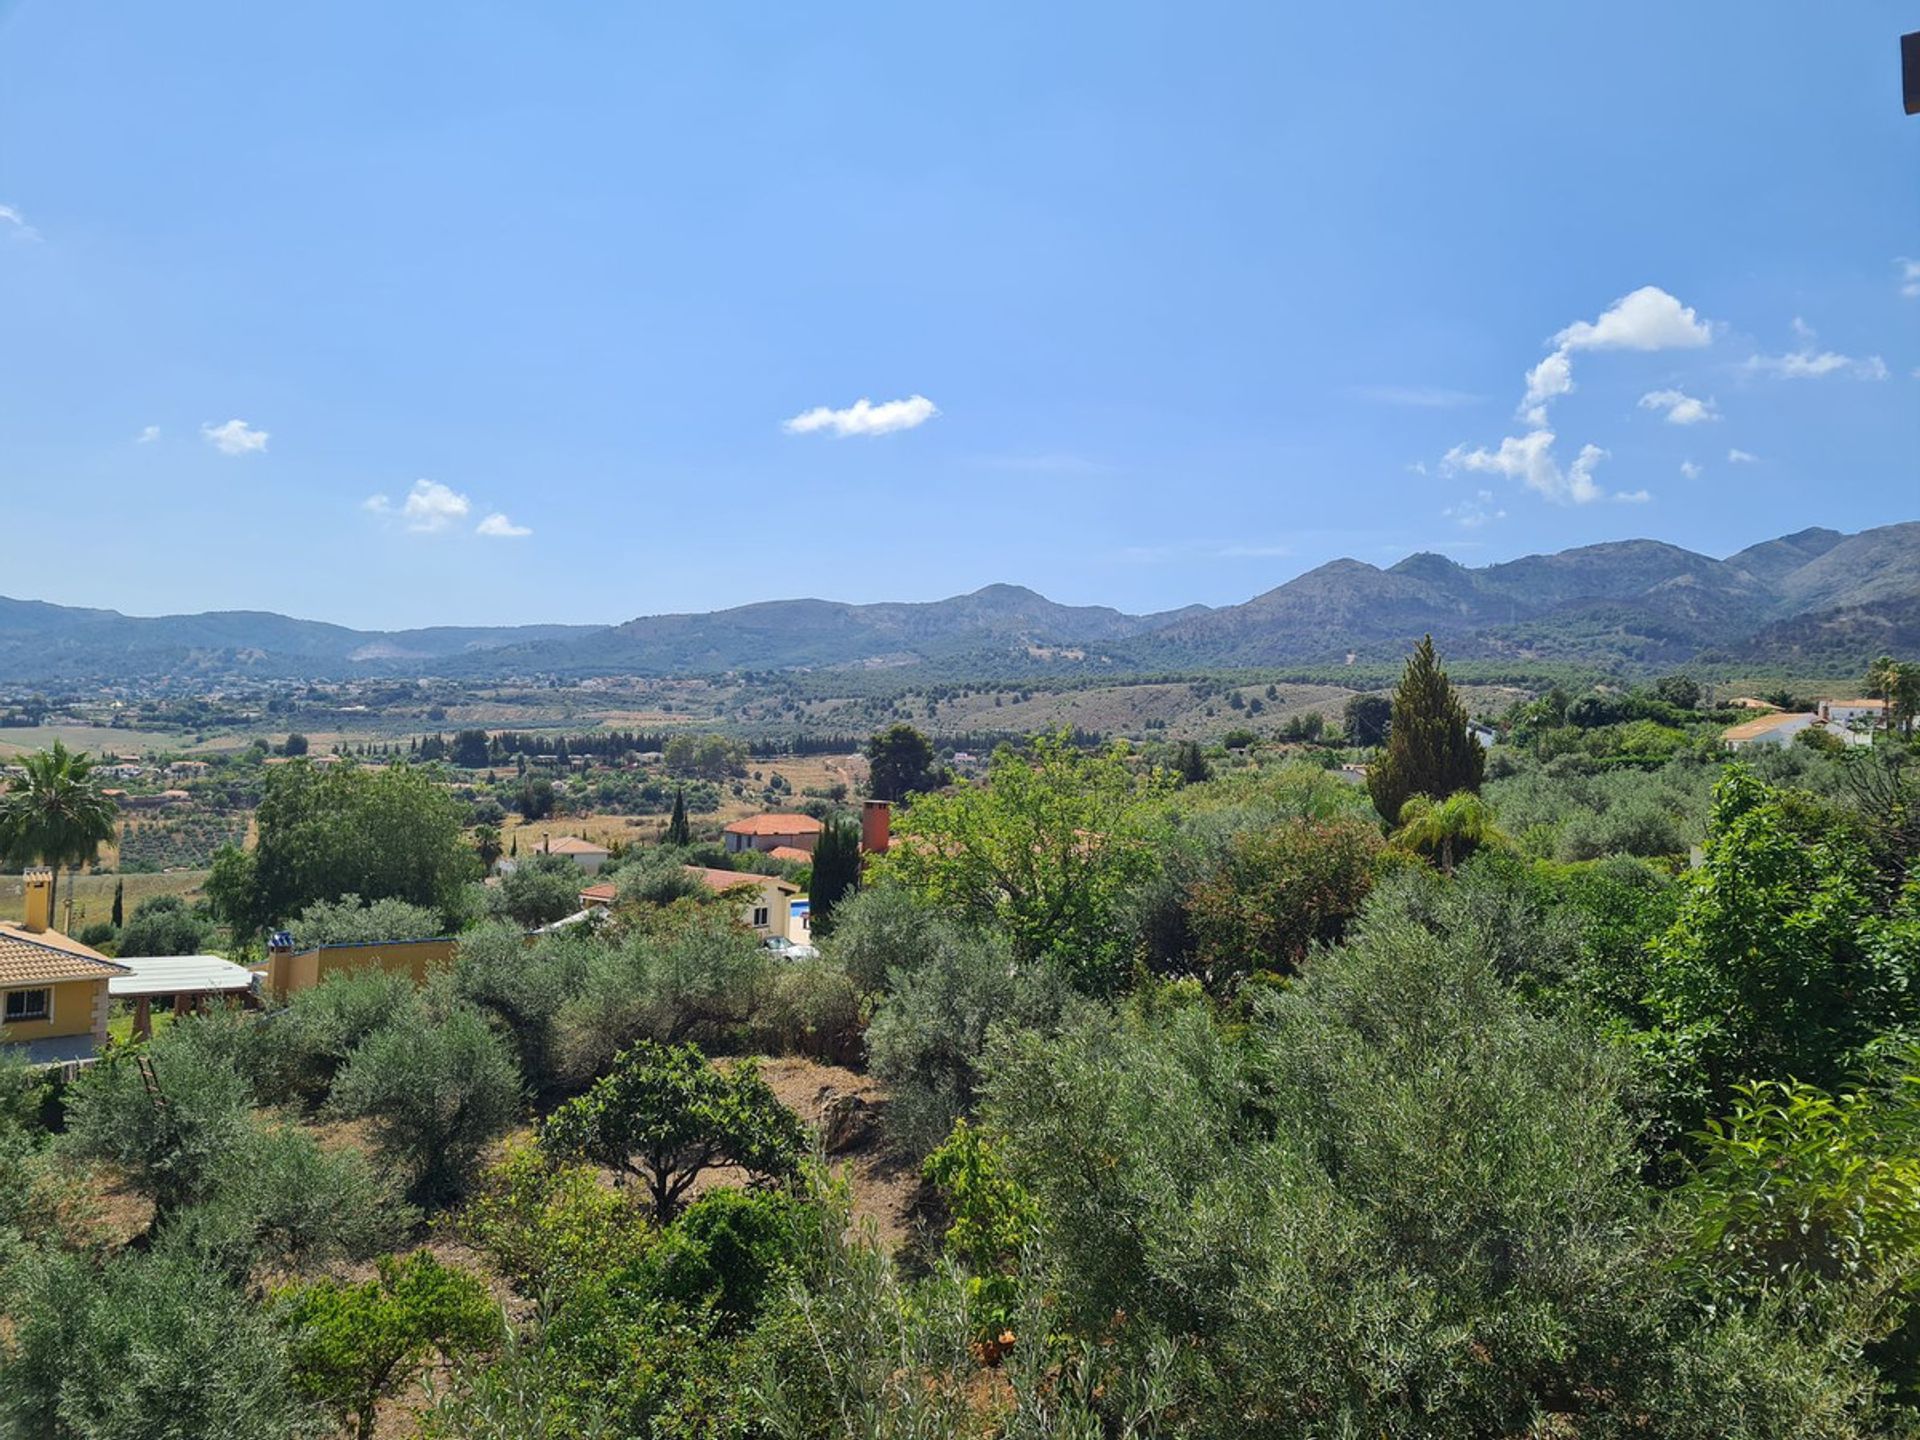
[4,522,1917,687]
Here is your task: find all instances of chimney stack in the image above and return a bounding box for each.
[21,867,52,934]
[860,799,891,855]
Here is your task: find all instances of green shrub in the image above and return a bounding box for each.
[328,1002,522,1206]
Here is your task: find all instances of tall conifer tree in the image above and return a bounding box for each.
[664,789,691,846]
[1367,635,1483,825]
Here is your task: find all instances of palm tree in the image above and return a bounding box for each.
[1391,790,1505,875]
[0,741,119,927]
[473,824,503,873]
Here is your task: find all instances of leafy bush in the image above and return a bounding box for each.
[641,1186,809,1330]
[458,1140,653,1300]
[278,1250,501,1440]
[328,1000,522,1205]
[288,893,445,947]
[116,893,213,958]
[61,1040,253,1219]
[1184,815,1383,989]
[1,1246,310,1440]
[487,853,588,928]
[865,926,1068,1159]
[542,1040,805,1222]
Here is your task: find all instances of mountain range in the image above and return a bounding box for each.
[5,523,1917,687]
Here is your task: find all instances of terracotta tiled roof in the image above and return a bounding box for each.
[1722,712,1816,741]
[578,882,618,905]
[543,835,610,855]
[767,846,813,864]
[0,924,129,986]
[723,813,824,837]
[1826,699,1886,710]
[683,866,797,896]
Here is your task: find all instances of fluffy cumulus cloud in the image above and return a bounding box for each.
[364,478,471,532]
[1727,447,1759,464]
[1552,286,1714,353]
[1680,460,1702,479]
[136,425,160,444]
[783,394,938,437]
[1899,258,1920,301]
[1442,429,1610,505]
[202,418,269,455]
[1513,286,1713,425]
[1638,388,1719,425]
[476,512,531,538]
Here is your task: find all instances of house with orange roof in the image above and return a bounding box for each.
[722,813,824,857]
[683,865,798,939]
[1722,711,1822,749]
[0,869,129,1064]
[539,834,611,874]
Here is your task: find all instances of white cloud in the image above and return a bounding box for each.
[1638,388,1719,425]
[1553,286,1714,354]
[1444,489,1507,529]
[1727,447,1759,464]
[1898,258,1920,300]
[1350,384,1486,408]
[201,418,269,455]
[0,204,39,241]
[1680,460,1702,479]
[1614,489,1652,504]
[783,394,938,438]
[136,425,161,444]
[1745,349,1887,380]
[1514,286,1712,425]
[1442,428,1608,505]
[1521,350,1573,422]
[476,512,531,538]
[364,478,471,532]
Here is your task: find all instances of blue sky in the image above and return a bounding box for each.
[2,3,1916,630]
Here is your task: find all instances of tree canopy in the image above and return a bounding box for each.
[206,760,475,935]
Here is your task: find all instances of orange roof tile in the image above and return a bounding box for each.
[722,813,824,836]
[578,882,618,904]
[1722,712,1816,741]
[683,865,798,896]
[767,846,813,864]
[543,835,610,855]
[0,924,129,987]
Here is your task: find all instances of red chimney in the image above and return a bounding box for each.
[861,799,891,855]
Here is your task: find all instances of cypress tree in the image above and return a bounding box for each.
[665,789,691,847]
[1367,634,1484,825]
[111,878,124,929]
[807,816,862,936]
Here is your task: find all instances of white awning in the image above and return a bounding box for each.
[108,954,256,997]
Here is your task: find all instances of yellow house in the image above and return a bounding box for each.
[0,869,128,1063]
[684,866,797,940]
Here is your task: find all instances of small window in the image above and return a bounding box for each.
[4,989,50,1023]
[752,906,770,928]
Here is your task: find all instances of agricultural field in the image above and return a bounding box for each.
[0,868,208,931]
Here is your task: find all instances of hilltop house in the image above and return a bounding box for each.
[723,813,824,856]
[1722,712,1823,749]
[0,869,128,1063]
[494,834,611,878]
[684,866,797,939]
[1818,698,1886,744]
